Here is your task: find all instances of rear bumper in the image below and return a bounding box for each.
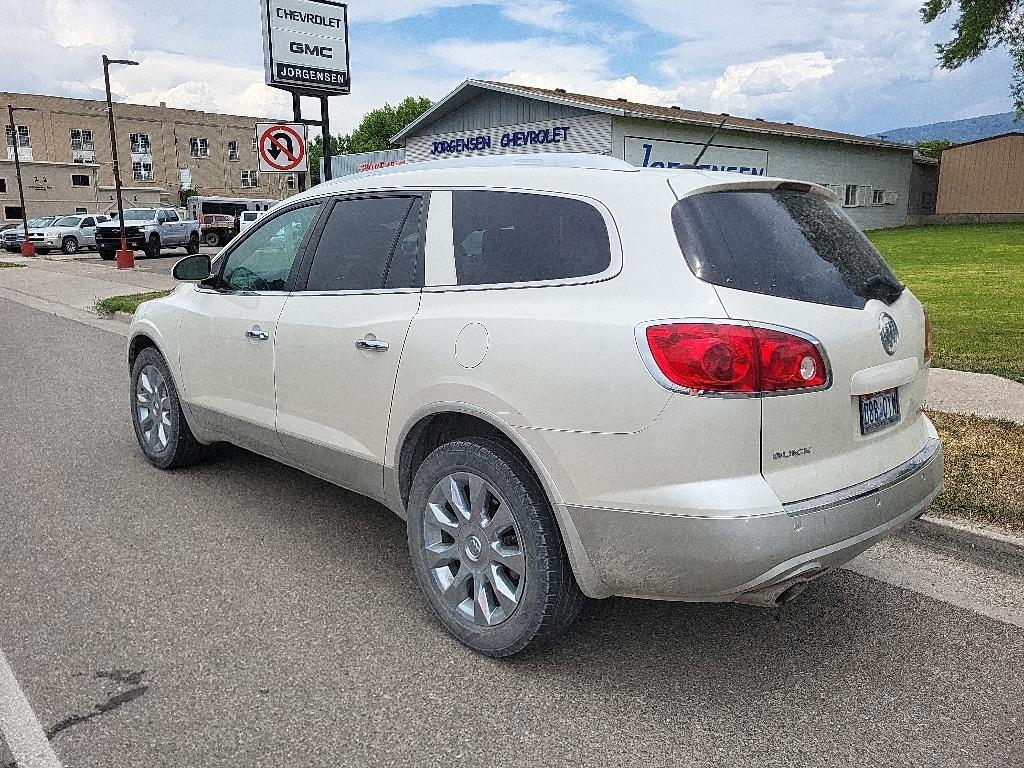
[565,437,944,601]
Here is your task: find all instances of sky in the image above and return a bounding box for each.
[0,0,1015,137]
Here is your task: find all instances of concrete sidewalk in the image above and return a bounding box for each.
[0,254,177,337]
[2,252,1023,423]
[926,368,1024,425]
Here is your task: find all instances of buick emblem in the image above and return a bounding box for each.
[879,313,900,356]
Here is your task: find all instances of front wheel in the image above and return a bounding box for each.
[144,235,161,259]
[99,248,115,260]
[130,348,204,469]
[203,231,220,247]
[186,232,201,255]
[61,236,79,255]
[407,438,584,657]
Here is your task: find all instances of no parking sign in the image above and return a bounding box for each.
[256,122,309,173]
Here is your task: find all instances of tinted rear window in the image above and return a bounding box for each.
[452,191,612,286]
[672,190,903,309]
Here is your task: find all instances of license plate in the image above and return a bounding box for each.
[860,389,901,435]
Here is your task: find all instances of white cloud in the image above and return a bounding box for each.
[346,0,480,22]
[500,0,571,30]
[711,52,840,111]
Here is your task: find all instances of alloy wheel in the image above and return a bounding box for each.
[135,364,173,453]
[422,472,527,627]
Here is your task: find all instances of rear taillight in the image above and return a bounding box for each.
[924,309,932,362]
[643,322,829,396]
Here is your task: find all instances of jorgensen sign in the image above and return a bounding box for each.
[262,0,350,95]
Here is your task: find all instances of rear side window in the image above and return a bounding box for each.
[305,196,422,292]
[451,191,611,286]
[672,190,904,310]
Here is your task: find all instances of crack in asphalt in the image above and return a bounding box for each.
[45,670,149,741]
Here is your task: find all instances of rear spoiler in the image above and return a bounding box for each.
[668,176,839,204]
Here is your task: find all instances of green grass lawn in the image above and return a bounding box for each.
[0,261,26,268]
[94,290,172,315]
[867,223,1024,382]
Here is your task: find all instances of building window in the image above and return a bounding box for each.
[227,140,239,161]
[0,178,6,194]
[252,136,259,152]
[4,206,24,221]
[71,174,90,187]
[130,133,151,154]
[241,170,259,188]
[190,137,209,157]
[133,161,154,181]
[285,174,295,189]
[5,125,30,149]
[844,185,859,207]
[872,189,887,206]
[70,129,94,151]
[5,125,31,160]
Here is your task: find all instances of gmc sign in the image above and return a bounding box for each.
[262,0,350,95]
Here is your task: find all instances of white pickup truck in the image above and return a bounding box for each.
[95,207,201,260]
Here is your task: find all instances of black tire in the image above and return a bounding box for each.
[407,438,584,657]
[99,248,115,261]
[130,347,204,469]
[186,232,201,255]
[203,231,220,247]
[144,235,161,259]
[61,236,79,255]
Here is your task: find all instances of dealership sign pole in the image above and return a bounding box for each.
[261,0,350,191]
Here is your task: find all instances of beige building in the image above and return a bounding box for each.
[936,132,1024,215]
[1,91,295,223]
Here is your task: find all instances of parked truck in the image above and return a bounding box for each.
[95,207,201,260]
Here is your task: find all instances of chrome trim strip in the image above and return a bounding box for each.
[783,437,942,517]
[633,318,834,399]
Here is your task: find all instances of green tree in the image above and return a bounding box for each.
[921,0,1024,119]
[916,138,954,157]
[346,96,434,153]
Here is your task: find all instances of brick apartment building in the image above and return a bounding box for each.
[1,91,295,222]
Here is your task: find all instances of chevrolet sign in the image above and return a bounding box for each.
[262,0,350,95]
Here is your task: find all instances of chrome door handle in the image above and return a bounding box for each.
[356,338,390,352]
[245,328,270,341]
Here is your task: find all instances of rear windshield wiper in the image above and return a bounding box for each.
[865,274,905,305]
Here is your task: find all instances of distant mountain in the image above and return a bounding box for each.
[871,112,1019,144]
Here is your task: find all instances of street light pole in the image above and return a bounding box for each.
[102,54,139,270]
[6,105,36,257]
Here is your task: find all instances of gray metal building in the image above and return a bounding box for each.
[392,80,916,230]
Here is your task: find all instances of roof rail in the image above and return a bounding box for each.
[344,152,637,181]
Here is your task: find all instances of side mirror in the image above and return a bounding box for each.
[173,254,212,282]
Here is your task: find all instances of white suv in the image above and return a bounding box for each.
[127,154,944,656]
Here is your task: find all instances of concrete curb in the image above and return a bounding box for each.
[94,310,133,324]
[909,514,1024,559]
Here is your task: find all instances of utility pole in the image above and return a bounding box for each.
[103,54,139,269]
[6,105,36,257]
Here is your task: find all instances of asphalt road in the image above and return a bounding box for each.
[1,296,1022,767]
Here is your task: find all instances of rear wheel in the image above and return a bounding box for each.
[186,232,201,255]
[61,236,79,255]
[407,438,584,657]
[144,235,161,259]
[99,248,115,261]
[130,347,203,469]
[203,231,220,247]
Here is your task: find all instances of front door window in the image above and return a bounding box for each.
[220,204,322,292]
